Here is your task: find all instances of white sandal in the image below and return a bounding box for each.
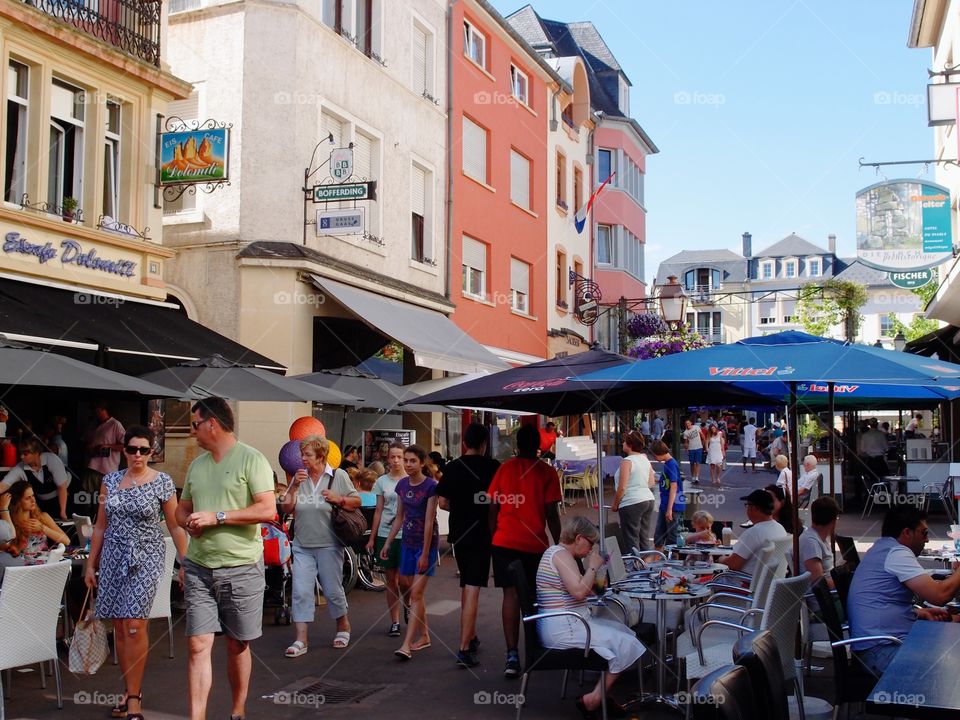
[333,631,351,649]
[285,640,308,658]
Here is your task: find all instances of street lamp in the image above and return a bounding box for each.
[658,275,687,326]
[893,330,907,352]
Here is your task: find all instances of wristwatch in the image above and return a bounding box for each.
[216,511,227,526]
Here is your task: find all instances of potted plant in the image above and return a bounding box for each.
[61,196,78,222]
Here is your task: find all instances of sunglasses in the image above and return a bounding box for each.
[124,446,152,456]
[191,418,210,431]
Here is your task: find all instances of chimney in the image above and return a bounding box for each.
[742,232,752,258]
[828,234,836,254]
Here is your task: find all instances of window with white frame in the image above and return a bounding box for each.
[510,64,528,105]
[411,162,432,263]
[556,150,567,209]
[760,261,773,280]
[597,148,614,182]
[319,109,347,209]
[102,100,121,220]
[47,78,85,212]
[758,300,776,324]
[164,89,201,217]
[880,313,895,337]
[463,19,485,68]
[785,260,796,278]
[510,149,530,210]
[510,257,530,314]
[808,258,820,277]
[322,0,344,31]
[596,225,613,264]
[4,60,29,204]
[355,0,373,56]
[462,236,487,298]
[462,116,487,183]
[412,21,435,99]
[782,299,797,324]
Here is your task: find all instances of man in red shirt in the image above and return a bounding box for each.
[538,422,558,460]
[488,424,562,678]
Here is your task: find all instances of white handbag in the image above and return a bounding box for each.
[68,587,109,675]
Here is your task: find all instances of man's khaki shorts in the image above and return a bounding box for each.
[182,557,264,641]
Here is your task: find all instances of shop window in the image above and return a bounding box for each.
[462,235,487,299]
[510,257,530,314]
[47,78,85,213]
[463,19,486,68]
[102,100,121,219]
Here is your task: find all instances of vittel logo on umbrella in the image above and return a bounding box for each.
[504,379,567,392]
[708,367,778,376]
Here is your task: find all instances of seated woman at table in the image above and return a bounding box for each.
[0,437,70,520]
[765,484,795,534]
[684,510,717,545]
[5,480,69,562]
[0,489,26,580]
[536,515,645,717]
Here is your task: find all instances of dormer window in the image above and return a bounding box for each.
[683,268,721,294]
[760,262,773,280]
[784,260,796,279]
[808,258,820,277]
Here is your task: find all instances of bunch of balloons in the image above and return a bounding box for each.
[278,416,341,478]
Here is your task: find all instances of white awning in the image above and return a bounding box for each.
[309,276,509,375]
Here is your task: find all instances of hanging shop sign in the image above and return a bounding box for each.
[159,127,230,185]
[316,208,365,236]
[888,269,934,289]
[311,181,377,203]
[3,231,137,277]
[855,179,953,271]
[572,276,602,326]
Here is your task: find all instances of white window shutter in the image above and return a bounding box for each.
[462,117,486,182]
[411,165,426,216]
[510,150,530,209]
[511,258,529,295]
[167,91,199,125]
[353,131,373,179]
[462,236,486,272]
[321,111,343,147]
[413,25,427,96]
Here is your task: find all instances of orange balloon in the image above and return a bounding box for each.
[289,416,326,441]
[327,440,342,469]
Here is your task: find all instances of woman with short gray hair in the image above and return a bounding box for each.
[536,515,644,715]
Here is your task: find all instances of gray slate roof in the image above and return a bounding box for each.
[754,233,829,258]
[656,249,747,285]
[833,257,894,286]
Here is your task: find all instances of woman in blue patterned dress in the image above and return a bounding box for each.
[85,426,188,720]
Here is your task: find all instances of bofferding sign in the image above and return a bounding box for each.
[855,179,953,271]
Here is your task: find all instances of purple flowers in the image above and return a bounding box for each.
[626,325,708,360]
[626,313,667,339]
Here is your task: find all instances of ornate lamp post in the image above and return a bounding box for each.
[658,275,688,327]
[893,330,907,352]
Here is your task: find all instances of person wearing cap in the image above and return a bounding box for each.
[721,489,788,576]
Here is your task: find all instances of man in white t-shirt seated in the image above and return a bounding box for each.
[798,496,839,587]
[722,489,789,576]
[797,454,822,508]
[848,507,960,675]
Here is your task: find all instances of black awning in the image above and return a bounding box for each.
[0,278,282,375]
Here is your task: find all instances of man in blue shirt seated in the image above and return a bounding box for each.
[847,506,960,675]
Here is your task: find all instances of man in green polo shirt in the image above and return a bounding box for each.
[175,398,275,720]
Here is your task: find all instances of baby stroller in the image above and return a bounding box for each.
[262,515,293,625]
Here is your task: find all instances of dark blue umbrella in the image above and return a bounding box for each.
[405,347,771,415]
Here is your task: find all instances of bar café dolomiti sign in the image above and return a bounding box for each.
[4,230,137,277]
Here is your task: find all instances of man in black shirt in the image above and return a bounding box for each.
[437,423,500,668]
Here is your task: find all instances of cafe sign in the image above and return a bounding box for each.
[159,128,230,186]
[3,231,137,277]
[888,269,933,290]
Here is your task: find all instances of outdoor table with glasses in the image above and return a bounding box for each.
[610,559,715,709]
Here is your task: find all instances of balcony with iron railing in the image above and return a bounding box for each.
[24,0,162,67]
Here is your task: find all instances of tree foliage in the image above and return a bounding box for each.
[885,269,941,342]
[797,279,868,340]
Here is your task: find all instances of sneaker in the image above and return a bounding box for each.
[388,622,401,637]
[468,636,481,654]
[503,651,521,678]
[456,650,480,668]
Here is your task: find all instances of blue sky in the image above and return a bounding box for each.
[491,0,937,284]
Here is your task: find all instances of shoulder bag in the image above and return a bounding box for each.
[327,471,367,546]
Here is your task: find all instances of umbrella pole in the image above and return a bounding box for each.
[829,383,837,511]
[789,382,801,577]
[595,410,606,557]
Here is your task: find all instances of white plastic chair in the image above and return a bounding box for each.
[0,561,72,720]
[112,537,177,663]
[47,543,66,565]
